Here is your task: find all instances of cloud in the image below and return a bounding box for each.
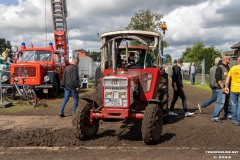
[0,0,239,56]
[202,0,240,27]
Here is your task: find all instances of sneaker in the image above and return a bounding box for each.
[211,117,222,123]
[198,104,203,113]
[73,112,76,116]
[235,122,240,126]
[168,111,178,116]
[221,115,232,120]
[59,113,65,117]
[185,112,194,117]
[227,115,232,119]
[232,120,236,124]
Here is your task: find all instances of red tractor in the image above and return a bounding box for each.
[73,30,169,144]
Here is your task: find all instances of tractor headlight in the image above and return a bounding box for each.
[105,91,113,98]
[44,75,50,82]
[119,92,127,98]
[1,75,8,82]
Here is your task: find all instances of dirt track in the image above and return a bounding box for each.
[0,83,239,160]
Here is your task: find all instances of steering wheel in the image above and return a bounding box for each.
[126,63,143,69]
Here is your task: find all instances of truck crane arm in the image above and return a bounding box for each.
[51,0,68,55]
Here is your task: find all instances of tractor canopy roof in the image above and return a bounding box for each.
[100,30,164,72]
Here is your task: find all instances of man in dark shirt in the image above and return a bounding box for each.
[169,58,194,117]
[212,54,232,122]
[59,57,80,117]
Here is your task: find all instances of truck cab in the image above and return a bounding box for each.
[3,42,69,97]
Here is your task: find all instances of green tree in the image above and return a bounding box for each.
[126,9,163,32]
[181,42,221,73]
[165,53,172,63]
[126,9,168,48]
[77,49,100,61]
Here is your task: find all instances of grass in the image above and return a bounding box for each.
[0,103,34,114]
[182,79,211,91]
[0,87,95,114]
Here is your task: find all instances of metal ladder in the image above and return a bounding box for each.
[51,0,68,53]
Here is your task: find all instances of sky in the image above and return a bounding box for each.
[0,0,240,60]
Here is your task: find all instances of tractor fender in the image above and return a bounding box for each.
[148,99,161,104]
[148,99,163,108]
[81,97,100,109]
[148,99,164,113]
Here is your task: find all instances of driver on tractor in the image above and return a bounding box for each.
[128,52,135,64]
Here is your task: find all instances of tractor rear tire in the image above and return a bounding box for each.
[72,103,99,140]
[94,78,102,107]
[142,103,163,145]
[158,73,169,122]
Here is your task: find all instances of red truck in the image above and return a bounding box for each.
[7,42,68,97]
[1,0,69,98]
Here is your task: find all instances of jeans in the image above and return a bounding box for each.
[60,87,79,114]
[190,74,195,85]
[212,89,231,118]
[201,87,217,108]
[170,87,188,112]
[230,92,240,123]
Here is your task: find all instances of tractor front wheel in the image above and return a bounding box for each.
[72,103,99,140]
[142,103,163,145]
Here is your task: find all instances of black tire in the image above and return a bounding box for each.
[94,78,102,107]
[72,103,99,140]
[26,89,37,107]
[158,74,169,118]
[94,67,101,86]
[3,87,23,105]
[142,103,163,145]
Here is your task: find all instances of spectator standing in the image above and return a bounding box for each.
[225,57,240,125]
[211,54,231,122]
[198,57,221,113]
[59,57,80,117]
[169,58,194,117]
[189,62,197,85]
[0,48,10,69]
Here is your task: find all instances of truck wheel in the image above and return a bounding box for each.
[26,89,37,107]
[72,103,99,140]
[4,88,23,105]
[142,103,163,145]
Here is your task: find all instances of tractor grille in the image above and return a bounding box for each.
[104,78,128,107]
[14,67,36,77]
